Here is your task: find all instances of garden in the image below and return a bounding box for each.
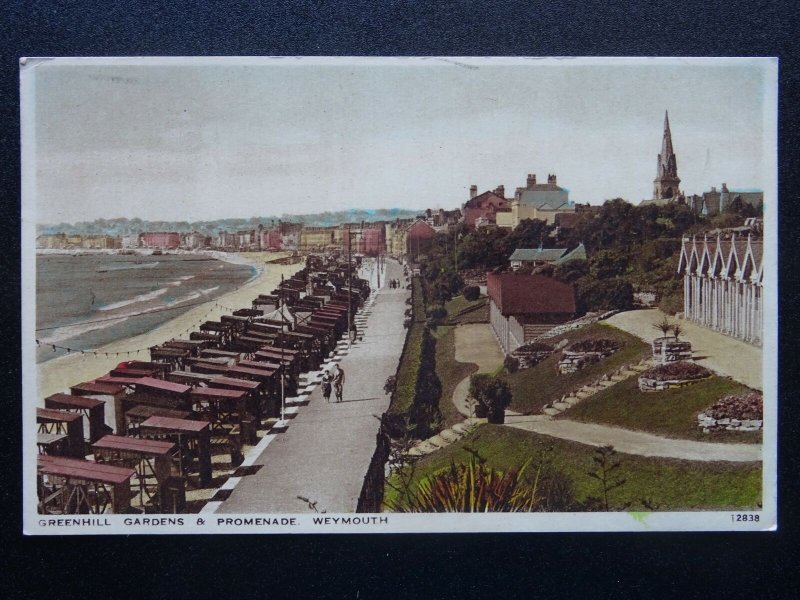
[561,374,762,443]
[501,323,650,414]
[383,425,762,512]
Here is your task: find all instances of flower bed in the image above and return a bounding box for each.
[697,392,763,432]
[558,338,621,374]
[638,361,712,391]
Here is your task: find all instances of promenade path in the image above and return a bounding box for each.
[606,309,763,390]
[215,259,410,514]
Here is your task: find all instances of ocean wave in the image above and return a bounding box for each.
[96,261,159,273]
[37,315,130,345]
[96,287,168,311]
[164,286,221,306]
[169,275,196,286]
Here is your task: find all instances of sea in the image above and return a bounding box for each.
[35,252,257,363]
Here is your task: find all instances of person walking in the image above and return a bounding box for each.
[332,364,345,403]
[321,370,333,402]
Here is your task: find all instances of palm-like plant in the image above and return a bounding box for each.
[388,455,544,512]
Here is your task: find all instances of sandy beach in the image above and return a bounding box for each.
[36,252,303,398]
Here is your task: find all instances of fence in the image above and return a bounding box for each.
[356,422,391,513]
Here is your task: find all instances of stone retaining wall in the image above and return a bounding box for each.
[697,413,763,433]
[558,347,618,374]
[638,374,710,391]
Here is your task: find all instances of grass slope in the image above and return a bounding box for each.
[433,326,478,428]
[562,375,761,444]
[503,323,650,414]
[444,294,489,324]
[384,425,761,512]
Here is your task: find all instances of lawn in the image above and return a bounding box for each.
[503,323,650,414]
[433,326,478,428]
[384,425,762,512]
[444,294,489,324]
[561,375,762,444]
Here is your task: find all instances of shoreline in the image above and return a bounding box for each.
[36,251,302,398]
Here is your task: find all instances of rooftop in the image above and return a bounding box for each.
[487,272,576,316]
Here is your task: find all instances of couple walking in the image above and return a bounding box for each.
[322,364,345,403]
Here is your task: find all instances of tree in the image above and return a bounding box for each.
[553,258,589,283]
[586,445,627,511]
[462,285,480,301]
[575,278,633,313]
[469,374,512,424]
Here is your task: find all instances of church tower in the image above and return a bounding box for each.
[653,110,681,200]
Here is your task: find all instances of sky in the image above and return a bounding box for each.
[23,57,776,225]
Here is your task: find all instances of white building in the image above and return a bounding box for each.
[677,234,763,346]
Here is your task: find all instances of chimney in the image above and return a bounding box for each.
[470,185,477,199]
[526,173,536,187]
[721,183,729,192]
[711,186,716,193]
[548,173,557,185]
[494,185,505,197]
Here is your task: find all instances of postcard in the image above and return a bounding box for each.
[21,56,777,534]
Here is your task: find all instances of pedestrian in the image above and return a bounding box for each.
[333,364,345,402]
[321,370,333,402]
[350,319,358,344]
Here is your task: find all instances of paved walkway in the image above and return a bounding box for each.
[606,309,762,390]
[214,259,410,514]
[451,323,506,417]
[504,417,762,462]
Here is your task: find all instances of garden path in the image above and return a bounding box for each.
[606,309,763,390]
[450,323,507,417]
[503,417,762,462]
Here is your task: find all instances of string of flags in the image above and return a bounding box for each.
[34,300,241,359]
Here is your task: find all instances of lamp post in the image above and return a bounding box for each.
[279,274,286,424]
[347,226,352,349]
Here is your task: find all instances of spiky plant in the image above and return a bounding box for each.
[387,455,545,512]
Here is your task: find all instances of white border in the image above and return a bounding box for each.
[21,56,778,534]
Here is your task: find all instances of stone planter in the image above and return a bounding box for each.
[652,337,692,364]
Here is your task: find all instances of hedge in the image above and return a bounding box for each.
[385,275,442,438]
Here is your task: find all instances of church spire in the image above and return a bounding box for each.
[661,110,674,163]
[653,110,681,200]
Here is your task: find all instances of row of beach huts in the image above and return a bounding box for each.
[35,254,372,515]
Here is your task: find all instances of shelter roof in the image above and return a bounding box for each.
[487,273,576,316]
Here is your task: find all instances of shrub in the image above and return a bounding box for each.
[640,361,711,382]
[566,338,621,354]
[425,305,448,329]
[576,278,634,313]
[462,285,481,302]
[386,455,543,512]
[469,374,512,424]
[658,292,684,316]
[705,392,763,421]
[504,355,520,374]
[518,342,554,353]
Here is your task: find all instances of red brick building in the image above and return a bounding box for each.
[487,272,576,353]
[405,219,437,259]
[139,232,181,248]
[463,187,509,228]
[361,226,385,256]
